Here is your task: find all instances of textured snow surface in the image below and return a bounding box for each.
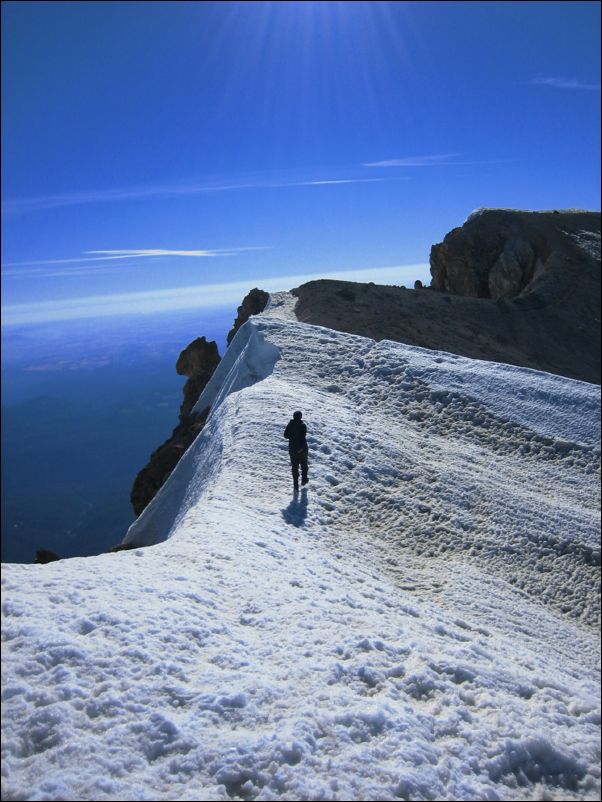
[2,310,600,801]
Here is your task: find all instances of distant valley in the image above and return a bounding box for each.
[1,307,235,562]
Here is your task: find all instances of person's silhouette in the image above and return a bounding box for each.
[283,411,309,492]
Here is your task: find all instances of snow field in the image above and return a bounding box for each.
[2,311,600,801]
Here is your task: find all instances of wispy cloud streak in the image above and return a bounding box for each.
[3,266,132,279]
[364,154,508,168]
[2,176,394,215]
[86,247,271,258]
[531,75,600,91]
[365,154,463,167]
[2,246,271,274]
[3,254,142,269]
[294,178,392,186]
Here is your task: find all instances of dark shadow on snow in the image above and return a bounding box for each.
[282,488,308,527]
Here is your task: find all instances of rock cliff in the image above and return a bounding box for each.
[176,337,221,419]
[429,208,598,299]
[130,337,220,517]
[130,290,270,517]
[227,288,269,345]
[293,209,600,384]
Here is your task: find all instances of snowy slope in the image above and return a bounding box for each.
[2,297,600,801]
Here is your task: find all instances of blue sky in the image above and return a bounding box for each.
[2,0,600,325]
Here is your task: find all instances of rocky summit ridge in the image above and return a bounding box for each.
[293,209,600,384]
[130,209,600,517]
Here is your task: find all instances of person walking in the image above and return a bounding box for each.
[284,411,309,492]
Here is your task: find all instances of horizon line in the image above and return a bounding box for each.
[1,263,430,326]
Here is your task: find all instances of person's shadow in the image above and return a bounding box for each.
[281,488,308,527]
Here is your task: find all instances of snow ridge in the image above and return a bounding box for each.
[1,312,600,801]
[123,322,281,547]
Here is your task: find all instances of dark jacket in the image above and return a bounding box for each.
[284,419,307,455]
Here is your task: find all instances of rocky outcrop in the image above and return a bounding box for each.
[176,337,221,419]
[292,210,601,384]
[130,289,271,519]
[34,549,60,564]
[227,288,269,345]
[130,338,220,517]
[130,410,210,517]
[428,209,597,299]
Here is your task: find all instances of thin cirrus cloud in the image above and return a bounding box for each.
[2,247,271,276]
[292,178,391,186]
[365,153,463,167]
[86,247,271,258]
[1,181,254,214]
[531,75,601,91]
[2,175,393,215]
[364,153,510,168]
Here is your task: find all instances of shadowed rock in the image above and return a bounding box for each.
[130,288,270,519]
[130,337,220,517]
[176,337,221,419]
[35,549,60,564]
[227,288,269,345]
[130,410,211,517]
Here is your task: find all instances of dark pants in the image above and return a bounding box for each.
[290,449,308,488]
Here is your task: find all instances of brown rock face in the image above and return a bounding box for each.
[292,210,601,384]
[130,410,210,517]
[428,209,587,299]
[130,337,220,517]
[176,337,221,419]
[129,290,271,519]
[129,289,271,519]
[227,288,269,345]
